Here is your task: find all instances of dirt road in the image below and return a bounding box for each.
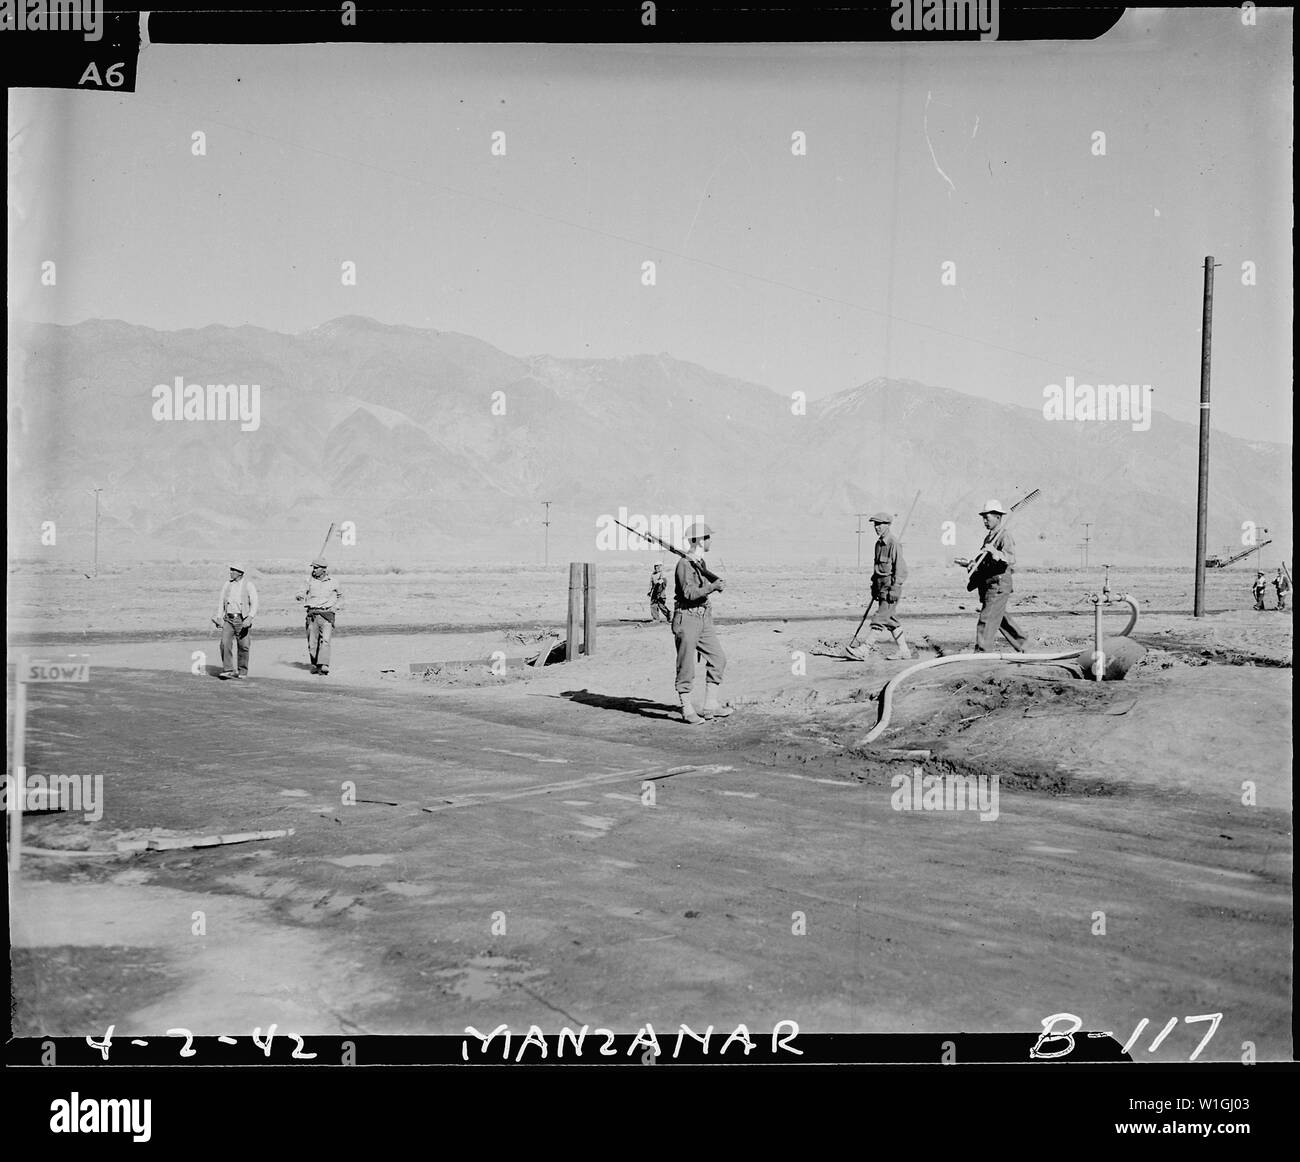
[9,611,1291,1060]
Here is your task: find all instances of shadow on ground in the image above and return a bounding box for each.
[559,688,681,720]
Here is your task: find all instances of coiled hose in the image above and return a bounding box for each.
[858,596,1139,745]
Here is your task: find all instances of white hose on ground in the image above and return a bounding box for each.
[857,595,1141,746]
[1114,594,1139,637]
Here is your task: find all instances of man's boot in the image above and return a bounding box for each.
[680,693,706,725]
[700,685,733,719]
[889,630,912,660]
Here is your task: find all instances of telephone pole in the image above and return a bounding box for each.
[1194,256,1218,617]
[1255,527,1269,570]
[90,487,103,576]
[1081,522,1092,569]
[854,513,870,569]
[541,501,552,566]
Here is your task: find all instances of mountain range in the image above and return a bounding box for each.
[7,315,1291,566]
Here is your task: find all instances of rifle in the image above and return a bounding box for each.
[955,488,1041,583]
[613,519,721,585]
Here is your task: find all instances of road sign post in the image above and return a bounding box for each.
[9,654,90,871]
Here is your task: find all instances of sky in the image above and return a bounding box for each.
[8,8,1293,443]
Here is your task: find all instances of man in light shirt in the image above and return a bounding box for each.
[296,557,345,675]
[955,500,1028,653]
[212,564,259,679]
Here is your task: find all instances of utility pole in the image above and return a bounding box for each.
[1081,522,1092,569]
[853,513,870,569]
[541,501,552,566]
[1194,256,1218,617]
[90,487,103,576]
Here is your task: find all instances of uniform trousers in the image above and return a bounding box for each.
[672,606,727,693]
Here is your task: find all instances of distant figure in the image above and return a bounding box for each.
[1252,571,1268,611]
[212,564,258,679]
[296,557,344,675]
[955,500,1029,653]
[648,563,670,622]
[672,523,731,724]
[867,511,911,659]
[1272,568,1289,612]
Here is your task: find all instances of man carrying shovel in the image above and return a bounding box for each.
[296,557,345,675]
[847,512,911,660]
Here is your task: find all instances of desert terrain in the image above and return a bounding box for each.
[6,559,1292,1061]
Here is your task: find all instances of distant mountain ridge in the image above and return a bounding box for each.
[7,316,1291,566]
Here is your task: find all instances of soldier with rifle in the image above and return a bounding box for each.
[672,522,731,723]
[648,563,671,622]
[613,517,732,724]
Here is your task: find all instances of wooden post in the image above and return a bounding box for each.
[566,563,583,661]
[9,668,26,871]
[583,562,596,656]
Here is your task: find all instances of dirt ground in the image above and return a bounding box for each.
[6,562,1293,1061]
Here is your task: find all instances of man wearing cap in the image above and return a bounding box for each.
[648,563,670,623]
[212,564,259,679]
[1273,568,1290,612]
[672,523,731,724]
[296,558,345,675]
[956,501,1029,653]
[1251,571,1268,612]
[862,511,911,659]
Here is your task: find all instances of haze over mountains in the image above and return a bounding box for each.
[8,316,1291,567]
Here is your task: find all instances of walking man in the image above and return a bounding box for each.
[296,557,344,675]
[1273,568,1290,612]
[212,564,258,679]
[864,511,911,659]
[1252,571,1268,611]
[672,522,732,724]
[956,500,1029,653]
[648,563,671,622]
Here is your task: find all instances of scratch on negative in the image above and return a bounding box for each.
[683,148,754,247]
[924,91,957,196]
